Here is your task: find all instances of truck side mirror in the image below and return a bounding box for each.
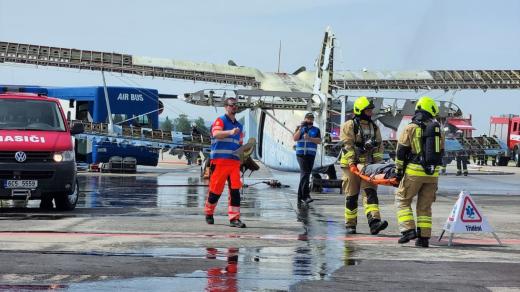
[70,123,84,135]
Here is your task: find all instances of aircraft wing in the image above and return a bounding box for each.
[132,55,264,85]
[0,41,263,87]
[333,70,520,91]
[0,41,320,92]
[2,41,520,91]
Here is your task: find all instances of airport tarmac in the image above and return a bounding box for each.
[0,162,519,291]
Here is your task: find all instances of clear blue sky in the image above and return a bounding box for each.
[1,0,519,134]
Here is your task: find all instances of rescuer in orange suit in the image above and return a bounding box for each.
[204,97,246,228]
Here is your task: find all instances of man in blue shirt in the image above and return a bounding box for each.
[293,112,322,206]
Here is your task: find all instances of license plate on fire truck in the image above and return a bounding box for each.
[4,180,38,189]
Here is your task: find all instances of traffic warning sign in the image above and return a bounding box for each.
[460,196,482,223]
[439,191,501,246]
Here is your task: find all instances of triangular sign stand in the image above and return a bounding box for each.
[438,190,502,246]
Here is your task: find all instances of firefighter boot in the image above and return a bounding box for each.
[415,237,430,248]
[345,226,357,234]
[369,219,388,235]
[398,229,417,244]
[229,219,246,228]
[205,215,214,225]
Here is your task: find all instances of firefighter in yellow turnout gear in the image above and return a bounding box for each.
[394,96,445,248]
[340,96,388,235]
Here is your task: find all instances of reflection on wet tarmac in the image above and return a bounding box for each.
[206,247,239,292]
[0,169,367,291]
[77,173,298,219]
[70,241,352,291]
[32,170,356,291]
[78,174,211,209]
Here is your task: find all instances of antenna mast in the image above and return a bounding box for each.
[277,40,282,73]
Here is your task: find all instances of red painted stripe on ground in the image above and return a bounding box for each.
[1,231,519,245]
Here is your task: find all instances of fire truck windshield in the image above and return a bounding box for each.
[0,99,66,131]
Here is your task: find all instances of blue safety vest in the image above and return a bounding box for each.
[296,126,320,156]
[210,115,243,161]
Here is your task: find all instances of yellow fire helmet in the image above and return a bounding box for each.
[415,96,439,117]
[353,96,375,115]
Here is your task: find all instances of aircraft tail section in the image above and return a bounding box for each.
[312,27,338,168]
[313,26,335,97]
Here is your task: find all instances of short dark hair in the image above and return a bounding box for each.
[305,112,314,119]
[224,97,237,106]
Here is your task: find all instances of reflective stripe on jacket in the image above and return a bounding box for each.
[339,119,383,167]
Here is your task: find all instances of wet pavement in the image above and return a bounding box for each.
[0,163,519,291]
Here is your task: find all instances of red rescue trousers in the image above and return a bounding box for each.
[204,159,242,221]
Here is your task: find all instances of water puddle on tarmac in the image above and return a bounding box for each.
[67,206,358,291]
[76,173,307,219]
[69,243,357,291]
[29,171,360,290]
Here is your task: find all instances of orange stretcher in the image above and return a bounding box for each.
[350,166,400,187]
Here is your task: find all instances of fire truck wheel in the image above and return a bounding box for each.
[515,148,520,167]
[55,179,79,211]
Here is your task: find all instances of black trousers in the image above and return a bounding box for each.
[478,155,488,165]
[456,156,468,173]
[297,155,315,201]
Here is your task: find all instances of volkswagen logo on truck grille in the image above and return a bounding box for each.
[14,151,27,163]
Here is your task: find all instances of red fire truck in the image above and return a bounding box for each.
[489,115,520,167]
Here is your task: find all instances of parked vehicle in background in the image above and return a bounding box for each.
[489,115,520,167]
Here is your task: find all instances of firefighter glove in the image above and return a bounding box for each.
[394,168,404,181]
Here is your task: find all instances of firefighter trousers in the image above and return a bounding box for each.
[395,175,437,237]
[342,167,381,227]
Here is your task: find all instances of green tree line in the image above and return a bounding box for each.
[160,114,209,134]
